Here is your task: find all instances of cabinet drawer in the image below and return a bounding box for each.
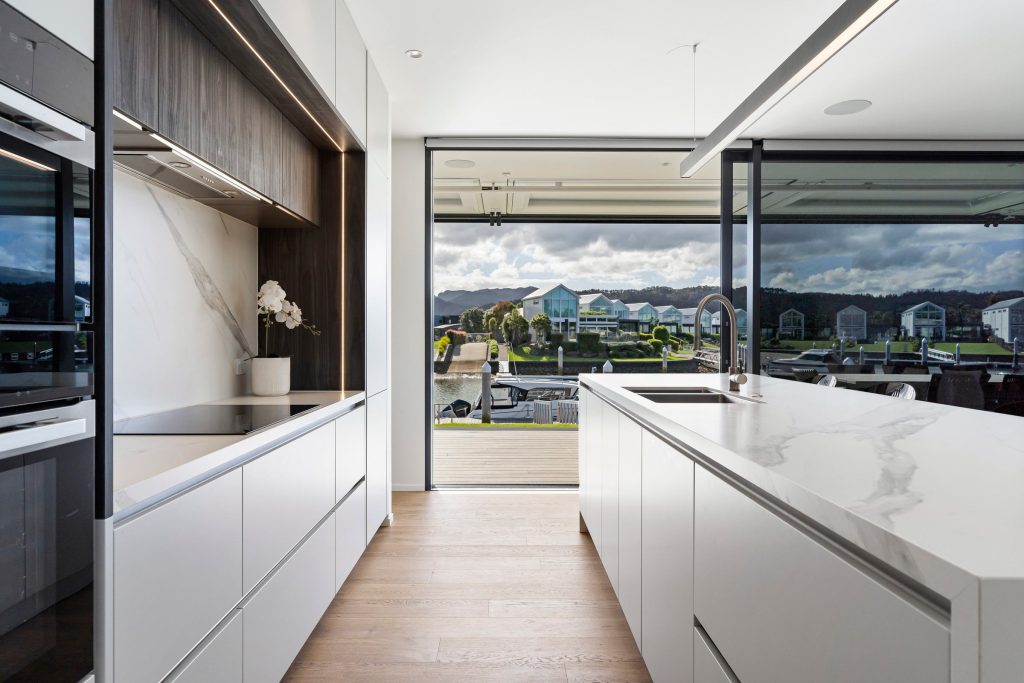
[243,423,335,592]
[114,470,242,683]
[166,609,243,683]
[243,515,335,683]
[336,481,367,590]
[694,467,949,683]
[694,627,737,683]
[336,406,366,502]
[365,391,388,542]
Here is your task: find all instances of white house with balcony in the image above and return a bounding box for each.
[610,299,630,320]
[679,307,713,335]
[901,301,946,340]
[710,308,747,336]
[624,302,658,331]
[522,284,579,339]
[579,293,613,313]
[836,305,867,340]
[982,297,1024,342]
[655,305,683,331]
[778,308,805,339]
[578,293,619,334]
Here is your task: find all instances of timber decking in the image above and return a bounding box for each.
[285,491,650,682]
[432,428,579,486]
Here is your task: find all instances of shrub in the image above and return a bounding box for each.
[638,332,654,341]
[578,332,602,354]
[652,325,670,343]
[549,332,564,350]
[561,341,578,353]
[637,341,654,356]
[650,339,664,354]
[446,329,467,345]
[436,336,450,356]
[487,339,499,360]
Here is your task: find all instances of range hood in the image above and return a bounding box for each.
[112,114,314,230]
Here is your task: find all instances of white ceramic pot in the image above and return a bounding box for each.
[251,357,291,396]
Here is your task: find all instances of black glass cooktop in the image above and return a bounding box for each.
[113,403,320,435]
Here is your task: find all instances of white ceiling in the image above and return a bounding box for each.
[345,0,842,138]
[346,0,1024,141]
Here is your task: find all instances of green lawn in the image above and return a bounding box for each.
[767,339,1011,356]
[507,345,694,363]
[933,342,1010,355]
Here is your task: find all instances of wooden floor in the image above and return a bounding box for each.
[432,429,579,485]
[285,491,650,682]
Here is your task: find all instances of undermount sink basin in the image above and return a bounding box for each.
[627,387,742,404]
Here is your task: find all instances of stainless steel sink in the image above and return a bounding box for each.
[626,387,742,404]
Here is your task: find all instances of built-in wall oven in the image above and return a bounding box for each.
[0,2,98,681]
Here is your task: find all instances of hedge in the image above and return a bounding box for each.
[446,329,467,345]
[487,339,499,360]
[578,331,602,354]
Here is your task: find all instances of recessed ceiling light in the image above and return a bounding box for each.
[405,49,424,59]
[444,159,475,169]
[824,99,872,116]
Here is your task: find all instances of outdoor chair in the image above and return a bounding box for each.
[792,369,819,383]
[533,401,553,424]
[887,383,917,400]
[902,365,930,375]
[816,374,838,388]
[928,370,986,410]
[556,400,579,424]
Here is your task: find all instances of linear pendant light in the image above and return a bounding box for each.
[679,0,899,178]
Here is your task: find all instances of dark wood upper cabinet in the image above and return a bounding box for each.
[114,0,320,225]
[112,0,159,128]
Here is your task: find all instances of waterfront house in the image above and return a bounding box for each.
[901,301,946,340]
[522,284,579,339]
[778,308,805,340]
[579,293,614,313]
[655,305,683,331]
[836,305,868,340]
[982,297,1024,342]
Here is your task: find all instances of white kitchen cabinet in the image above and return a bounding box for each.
[365,159,390,397]
[366,390,389,542]
[243,423,335,593]
[256,0,336,102]
[583,391,604,551]
[243,515,336,683]
[693,627,737,683]
[577,388,590,528]
[166,610,243,683]
[335,0,367,145]
[7,0,93,59]
[599,400,620,593]
[693,466,949,683]
[366,56,390,177]
[617,414,643,648]
[641,429,694,683]
[336,481,367,590]
[336,406,366,502]
[113,470,243,683]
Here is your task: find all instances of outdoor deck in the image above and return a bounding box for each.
[433,428,579,486]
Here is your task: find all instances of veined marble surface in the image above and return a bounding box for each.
[113,391,365,522]
[582,373,1024,599]
[113,170,258,421]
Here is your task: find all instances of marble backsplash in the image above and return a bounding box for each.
[113,170,258,420]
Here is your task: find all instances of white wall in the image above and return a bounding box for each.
[113,170,258,420]
[389,138,426,490]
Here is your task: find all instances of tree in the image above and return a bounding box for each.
[486,316,498,336]
[651,325,670,343]
[459,307,485,332]
[491,300,516,319]
[530,313,552,343]
[502,311,530,346]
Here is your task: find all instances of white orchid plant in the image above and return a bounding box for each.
[255,280,320,357]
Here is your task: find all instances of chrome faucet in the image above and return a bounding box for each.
[693,293,747,392]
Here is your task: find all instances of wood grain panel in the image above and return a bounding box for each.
[158,0,202,154]
[112,0,159,128]
[281,119,320,223]
[342,152,366,392]
[285,492,651,682]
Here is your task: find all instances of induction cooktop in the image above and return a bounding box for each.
[113,403,320,435]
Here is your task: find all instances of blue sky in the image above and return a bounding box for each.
[0,215,91,283]
[436,221,1024,295]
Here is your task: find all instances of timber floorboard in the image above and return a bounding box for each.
[285,491,651,682]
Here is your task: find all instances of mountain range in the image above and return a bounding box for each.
[435,287,536,313]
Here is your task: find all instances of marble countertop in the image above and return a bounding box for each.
[582,373,1024,599]
[113,391,364,522]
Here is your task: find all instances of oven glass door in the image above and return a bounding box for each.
[0,132,91,325]
[0,330,93,410]
[0,429,94,681]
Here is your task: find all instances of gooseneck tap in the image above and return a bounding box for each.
[693,293,747,392]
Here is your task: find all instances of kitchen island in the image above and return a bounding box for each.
[579,372,1024,683]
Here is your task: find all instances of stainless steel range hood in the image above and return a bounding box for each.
[112,114,315,229]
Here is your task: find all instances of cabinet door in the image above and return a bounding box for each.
[335,0,367,145]
[641,430,694,683]
[337,406,367,502]
[365,160,389,396]
[618,415,643,648]
[243,515,335,683]
[199,45,245,180]
[366,56,389,177]
[243,423,335,593]
[366,390,389,542]
[166,610,243,683]
[280,120,320,223]
[584,394,604,552]
[693,627,737,683]
[694,467,949,683]
[578,389,589,527]
[600,401,620,592]
[158,1,202,155]
[112,0,158,128]
[257,0,336,102]
[114,470,243,683]
[336,481,367,590]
